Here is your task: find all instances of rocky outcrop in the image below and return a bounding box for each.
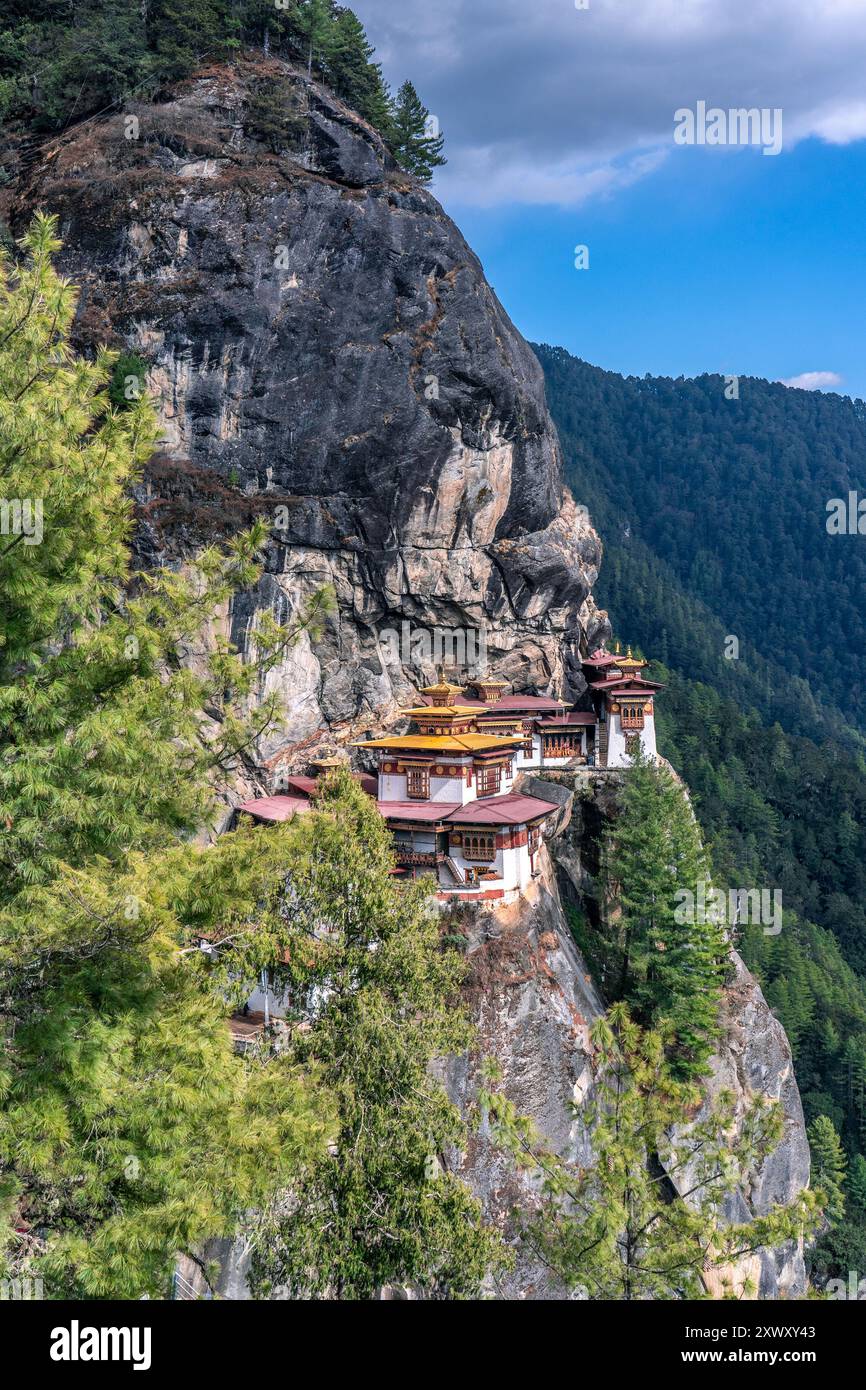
[453,772,810,1299]
[688,951,810,1298]
[444,858,603,1299]
[10,55,608,769]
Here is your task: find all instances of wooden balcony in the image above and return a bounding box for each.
[394,848,438,868]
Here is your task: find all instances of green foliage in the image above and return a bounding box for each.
[653,670,866,1195]
[0,216,335,1297]
[189,770,506,1298]
[481,1005,821,1300]
[327,7,393,134]
[108,351,149,410]
[540,342,866,1281]
[537,344,866,736]
[390,81,446,182]
[598,758,727,1077]
[243,77,307,153]
[805,1115,866,1286]
[808,1116,846,1225]
[0,1,444,178]
[0,860,328,1298]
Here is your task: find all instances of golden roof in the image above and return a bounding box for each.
[353,733,523,752]
[400,704,482,719]
[420,680,463,696]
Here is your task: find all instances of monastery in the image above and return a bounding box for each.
[236,643,663,906]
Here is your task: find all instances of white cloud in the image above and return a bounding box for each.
[352,0,866,207]
[796,101,866,145]
[442,147,668,210]
[780,371,844,391]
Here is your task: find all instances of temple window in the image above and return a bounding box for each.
[621,704,645,730]
[476,765,502,797]
[463,832,497,862]
[406,766,430,799]
[543,735,580,758]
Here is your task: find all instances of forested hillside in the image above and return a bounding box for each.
[539,345,866,1278]
[538,346,866,737]
[0,1,444,180]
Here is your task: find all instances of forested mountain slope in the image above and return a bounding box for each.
[538,345,866,1277]
[537,346,866,737]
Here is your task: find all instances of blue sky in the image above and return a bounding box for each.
[354,0,866,399]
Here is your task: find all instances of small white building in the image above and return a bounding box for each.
[582,645,664,768]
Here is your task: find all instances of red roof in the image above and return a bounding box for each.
[535,711,596,728]
[589,675,664,692]
[380,801,461,823]
[282,775,318,797]
[585,649,623,668]
[443,793,559,826]
[281,772,377,799]
[237,795,312,823]
[479,694,568,712]
[602,685,662,697]
[420,692,567,713]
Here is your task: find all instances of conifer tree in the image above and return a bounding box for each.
[296,0,335,78]
[390,80,446,182]
[0,215,333,1297]
[327,7,393,135]
[198,770,505,1297]
[848,1153,866,1219]
[481,1005,821,1300]
[599,757,727,1076]
[808,1116,847,1225]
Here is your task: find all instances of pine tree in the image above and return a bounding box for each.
[202,770,506,1297]
[295,0,335,78]
[149,0,239,81]
[808,1116,847,1225]
[600,757,727,1076]
[327,8,393,134]
[848,1154,866,1219]
[0,216,333,1297]
[482,1005,821,1300]
[389,80,446,182]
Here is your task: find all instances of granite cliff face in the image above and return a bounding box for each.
[547,775,810,1296]
[10,55,607,764]
[444,778,810,1299]
[7,57,811,1297]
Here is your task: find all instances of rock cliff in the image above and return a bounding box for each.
[443,774,808,1299]
[9,55,607,766]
